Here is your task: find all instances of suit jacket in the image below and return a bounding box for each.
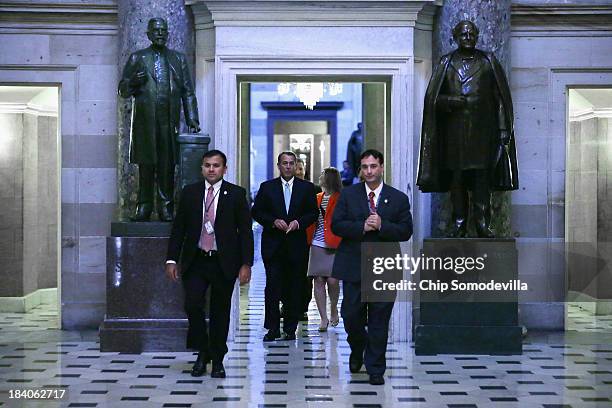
[166,180,254,280]
[306,192,342,249]
[251,177,318,263]
[118,46,199,165]
[331,182,413,282]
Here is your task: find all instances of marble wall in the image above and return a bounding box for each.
[0,2,118,328]
[0,112,58,298]
[510,1,612,328]
[0,113,25,297]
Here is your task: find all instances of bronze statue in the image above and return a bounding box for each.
[119,18,200,222]
[417,20,518,238]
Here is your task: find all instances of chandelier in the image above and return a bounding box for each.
[277,82,343,110]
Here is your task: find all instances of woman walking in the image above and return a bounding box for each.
[306,167,343,332]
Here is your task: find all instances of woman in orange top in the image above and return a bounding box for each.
[306,168,343,332]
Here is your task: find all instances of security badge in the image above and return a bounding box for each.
[204,220,214,235]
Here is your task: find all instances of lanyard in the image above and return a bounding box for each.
[204,187,221,215]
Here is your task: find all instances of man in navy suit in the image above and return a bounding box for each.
[166,150,254,378]
[252,151,318,341]
[332,149,413,385]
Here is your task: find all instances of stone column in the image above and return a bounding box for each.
[116,0,195,220]
[430,0,513,237]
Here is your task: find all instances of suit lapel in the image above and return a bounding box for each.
[142,48,156,83]
[360,183,371,216]
[197,181,205,233]
[214,180,228,229]
[288,179,302,218]
[275,178,288,217]
[377,184,390,218]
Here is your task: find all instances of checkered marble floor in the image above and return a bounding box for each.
[3,273,612,407]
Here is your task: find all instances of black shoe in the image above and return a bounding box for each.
[369,374,385,385]
[475,221,495,238]
[190,353,208,377]
[448,218,467,238]
[282,332,296,341]
[158,203,174,222]
[349,352,363,373]
[210,362,225,378]
[263,330,280,342]
[299,313,309,322]
[131,204,152,222]
[210,362,226,378]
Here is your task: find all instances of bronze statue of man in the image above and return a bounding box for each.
[417,20,518,238]
[119,17,200,222]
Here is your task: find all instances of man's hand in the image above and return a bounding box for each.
[274,219,288,231]
[165,263,179,282]
[239,265,251,285]
[363,220,376,233]
[366,214,382,231]
[500,130,510,146]
[286,220,299,233]
[187,119,201,133]
[130,71,147,88]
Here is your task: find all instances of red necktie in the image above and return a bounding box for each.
[199,185,215,251]
[368,191,377,214]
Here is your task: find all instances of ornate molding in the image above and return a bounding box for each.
[188,0,440,30]
[512,2,612,32]
[0,0,118,34]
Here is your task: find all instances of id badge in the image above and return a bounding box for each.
[204,221,214,234]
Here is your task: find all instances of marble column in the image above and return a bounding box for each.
[116,0,195,220]
[430,0,513,237]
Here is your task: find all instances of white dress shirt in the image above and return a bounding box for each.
[166,179,223,264]
[200,179,223,251]
[365,182,384,209]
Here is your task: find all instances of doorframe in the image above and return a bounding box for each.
[212,55,420,342]
[261,101,343,179]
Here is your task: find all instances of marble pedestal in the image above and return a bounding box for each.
[99,224,188,352]
[414,238,522,355]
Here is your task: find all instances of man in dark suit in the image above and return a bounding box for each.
[252,151,318,341]
[332,149,413,385]
[165,150,253,378]
[119,17,200,222]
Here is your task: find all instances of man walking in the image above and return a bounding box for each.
[252,151,318,341]
[166,150,253,378]
[332,149,413,385]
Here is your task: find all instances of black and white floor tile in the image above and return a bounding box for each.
[2,268,612,407]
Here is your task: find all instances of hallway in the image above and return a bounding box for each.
[2,262,612,406]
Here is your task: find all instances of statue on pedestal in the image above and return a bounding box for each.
[417,20,518,238]
[119,17,200,222]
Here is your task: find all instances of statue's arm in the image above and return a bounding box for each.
[118,53,142,98]
[179,54,200,131]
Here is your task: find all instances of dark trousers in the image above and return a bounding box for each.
[264,251,306,334]
[449,169,491,226]
[183,253,235,363]
[302,277,313,314]
[341,281,394,375]
[137,116,174,214]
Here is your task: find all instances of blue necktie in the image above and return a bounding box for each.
[284,182,291,214]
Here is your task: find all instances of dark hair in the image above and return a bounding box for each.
[360,149,384,165]
[297,158,305,165]
[320,167,342,194]
[452,20,479,39]
[202,149,227,166]
[277,151,297,163]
